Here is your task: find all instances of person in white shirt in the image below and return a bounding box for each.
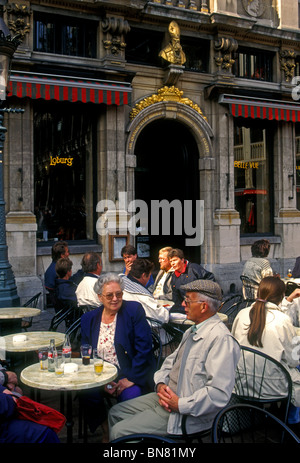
[121,258,170,324]
[152,247,174,301]
[75,252,102,309]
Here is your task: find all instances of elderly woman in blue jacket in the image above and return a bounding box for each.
[80,272,155,441]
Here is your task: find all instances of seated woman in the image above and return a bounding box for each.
[232,276,300,433]
[0,385,60,443]
[80,272,155,441]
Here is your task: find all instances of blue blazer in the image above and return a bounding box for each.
[81,300,155,390]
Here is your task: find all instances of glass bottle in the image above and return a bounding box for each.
[48,338,57,372]
[62,334,72,363]
[287,269,292,278]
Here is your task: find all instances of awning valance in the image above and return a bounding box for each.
[219,94,300,122]
[7,71,132,106]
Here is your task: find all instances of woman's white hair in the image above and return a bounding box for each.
[94,272,124,295]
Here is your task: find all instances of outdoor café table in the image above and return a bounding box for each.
[1,331,65,353]
[0,307,41,335]
[20,358,118,443]
[169,311,228,328]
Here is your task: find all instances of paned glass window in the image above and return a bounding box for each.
[34,101,96,242]
[234,120,273,234]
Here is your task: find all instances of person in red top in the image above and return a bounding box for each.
[168,248,215,313]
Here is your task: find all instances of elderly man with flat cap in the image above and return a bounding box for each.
[108,279,240,441]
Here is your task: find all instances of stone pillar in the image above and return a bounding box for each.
[4,102,43,306]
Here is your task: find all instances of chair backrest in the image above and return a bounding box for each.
[240,275,258,302]
[49,303,81,331]
[285,281,300,297]
[234,346,293,424]
[146,317,184,360]
[212,403,300,443]
[23,292,42,308]
[219,297,247,331]
[151,330,162,370]
[65,317,81,352]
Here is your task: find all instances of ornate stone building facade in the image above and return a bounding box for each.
[3,0,300,304]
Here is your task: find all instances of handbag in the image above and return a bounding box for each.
[15,395,66,433]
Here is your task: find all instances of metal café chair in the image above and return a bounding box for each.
[233,346,293,425]
[212,403,300,444]
[21,292,42,331]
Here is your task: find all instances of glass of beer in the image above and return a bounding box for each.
[80,344,92,365]
[93,348,104,375]
[55,351,64,376]
[38,348,48,370]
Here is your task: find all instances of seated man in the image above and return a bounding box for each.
[121,258,170,324]
[121,244,154,289]
[75,252,102,309]
[108,279,240,441]
[152,247,174,301]
[169,248,215,313]
[44,241,69,309]
[55,257,78,308]
[241,239,273,298]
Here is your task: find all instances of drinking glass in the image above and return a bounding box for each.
[80,344,92,365]
[38,348,48,370]
[55,351,64,376]
[93,348,104,375]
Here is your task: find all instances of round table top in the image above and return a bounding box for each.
[2,331,65,352]
[0,307,41,319]
[20,358,118,392]
[170,312,228,325]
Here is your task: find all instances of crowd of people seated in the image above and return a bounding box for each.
[6,238,298,444]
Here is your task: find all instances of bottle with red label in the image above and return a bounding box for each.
[62,334,72,363]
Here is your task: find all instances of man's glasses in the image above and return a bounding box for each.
[101,291,123,301]
[183,297,205,306]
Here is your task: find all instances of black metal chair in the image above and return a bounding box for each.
[219,296,247,331]
[240,275,258,303]
[233,346,293,424]
[285,281,300,297]
[146,317,184,363]
[212,403,300,443]
[48,303,82,331]
[110,433,177,443]
[151,330,162,371]
[21,292,42,331]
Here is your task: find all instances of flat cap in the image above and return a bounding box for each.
[180,279,223,301]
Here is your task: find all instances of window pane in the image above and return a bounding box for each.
[234,48,273,81]
[34,102,96,242]
[234,122,272,234]
[34,14,96,58]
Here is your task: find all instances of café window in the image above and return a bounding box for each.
[234,120,273,234]
[234,47,273,81]
[34,13,97,58]
[34,101,96,242]
[296,124,300,210]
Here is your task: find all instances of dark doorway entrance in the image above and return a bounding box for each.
[134,119,201,270]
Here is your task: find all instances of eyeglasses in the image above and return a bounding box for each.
[101,291,123,301]
[183,297,205,306]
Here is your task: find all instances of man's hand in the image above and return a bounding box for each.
[157,384,179,413]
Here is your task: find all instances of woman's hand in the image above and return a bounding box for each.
[287,288,300,302]
[115,378,134,396]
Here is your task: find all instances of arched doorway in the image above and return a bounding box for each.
[134,119,200,267]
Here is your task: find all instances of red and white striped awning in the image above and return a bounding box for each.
[219,94,300,122]
[7,71,132,106]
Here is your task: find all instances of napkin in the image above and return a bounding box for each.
[12,334,27,343]
[63,363,78,374]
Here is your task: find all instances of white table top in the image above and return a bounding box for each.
[0,307,41,319]
[170,312,228,325]
[20,358,118,392]
[2,331,65,352]
[282,278,300,284]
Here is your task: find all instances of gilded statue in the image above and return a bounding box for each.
[159,21,186,66]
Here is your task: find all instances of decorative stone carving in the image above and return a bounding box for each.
[101,17,130,58]
[6,3,31,43]
[280,50,296,83]
[242,0,265,18]
[129,86,206,120]
[214,37,238,72]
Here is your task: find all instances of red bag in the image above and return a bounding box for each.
[15,395,66,433]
